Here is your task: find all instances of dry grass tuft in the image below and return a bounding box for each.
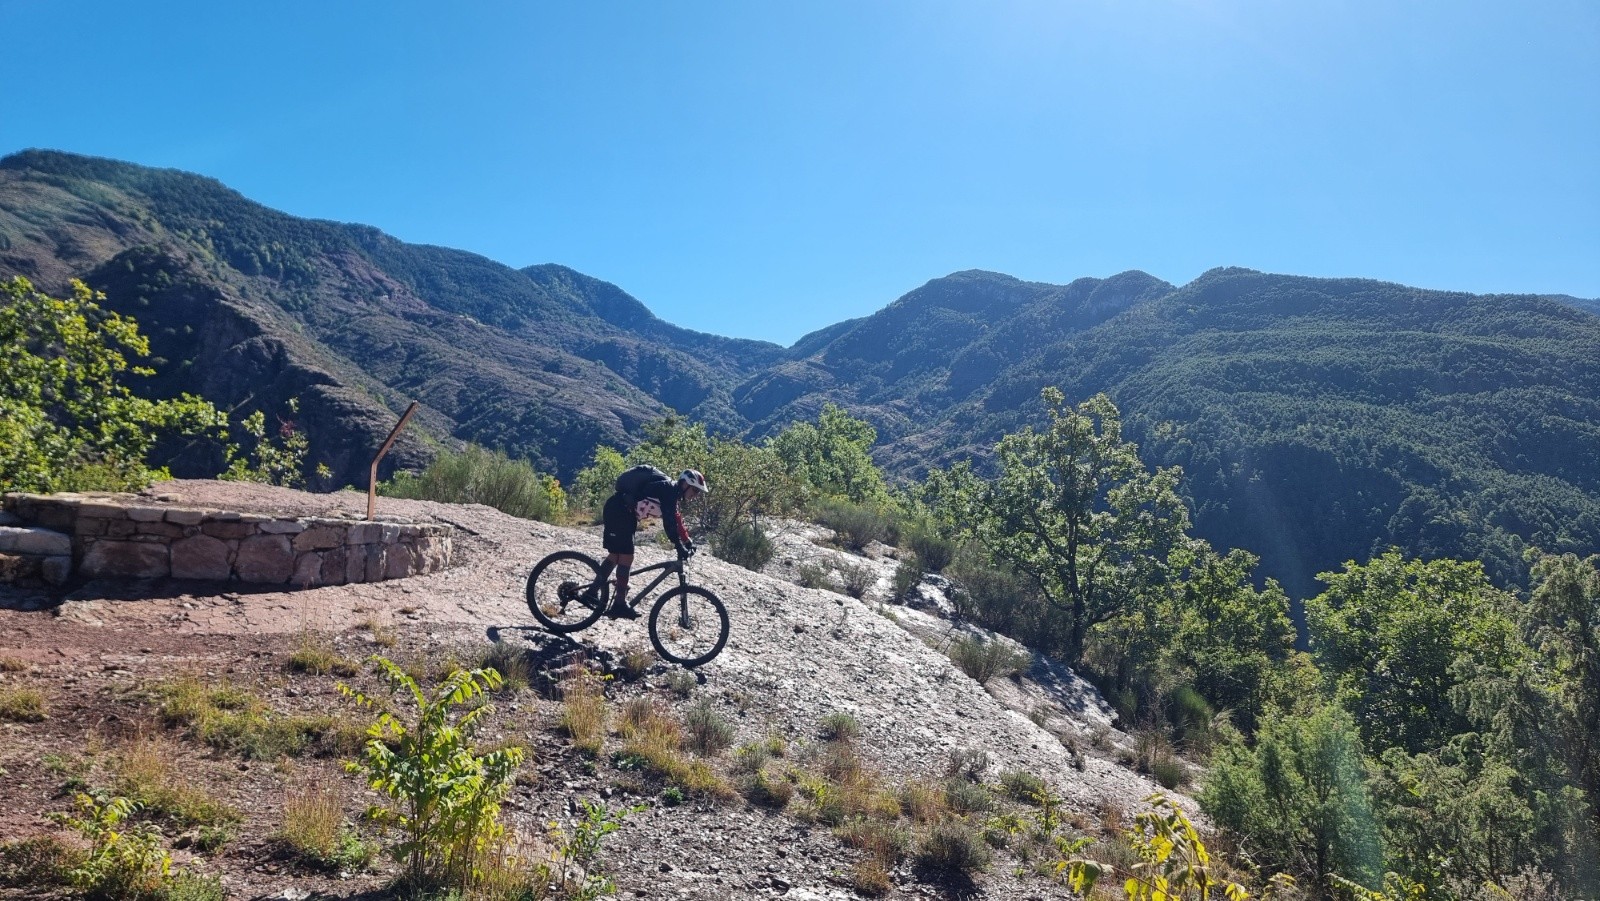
[849,858,893,896]
[0,686,46,722]
[287,632,360,677]
[114,735,239,827]
[559,670,608,757]
[0,656,29,673]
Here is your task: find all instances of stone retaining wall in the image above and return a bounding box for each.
[0,492,452,588]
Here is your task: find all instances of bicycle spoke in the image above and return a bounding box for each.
[649,587,729,667]
[527,553,605,632]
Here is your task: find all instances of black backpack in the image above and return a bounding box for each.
[615,464,668,499]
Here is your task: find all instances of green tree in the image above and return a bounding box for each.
[929,389,1190,663]
[1200,703,1382,892]
[1306,552,1519,755]
[0,277,224,492]
[768,403,890,505]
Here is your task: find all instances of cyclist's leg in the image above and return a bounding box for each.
[600,493,639,618]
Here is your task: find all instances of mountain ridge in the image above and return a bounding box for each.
[3,148,1598,597]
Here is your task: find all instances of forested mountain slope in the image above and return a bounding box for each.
[0,150,779,483]
[829,268,1600,595]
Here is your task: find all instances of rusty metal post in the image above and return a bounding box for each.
[368,401,419,520]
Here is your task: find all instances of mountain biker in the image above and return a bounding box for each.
[597,468,709,619]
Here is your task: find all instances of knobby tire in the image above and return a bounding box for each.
[648,585,729,668]
[526,550,607,634]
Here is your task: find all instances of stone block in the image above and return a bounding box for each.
[164,509,206,526]
[75,518,108,537]
[0,510,18,526]
[346,546,367,583]
[260,520,306,535]
[171,534,232,581]
[42,555,72,586]
[364,544,386,582]
[347,522,383,545]
[292,552,323,588]
[235,534,294,583]
[0,521,71,556]
[135,521,186,539]
[210,511,242,522]
[81,540,169,579]
[384,545,414,580]
[202,521,257,540]
[240,513,273,524]
[292,525,344,552]
[107,519,141,538]
[320,546,348,586]
[126,506,166,523]
[77,502,125,519]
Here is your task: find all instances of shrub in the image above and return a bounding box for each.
[280,780,373,871]
[945,748,990,782]
[850,858,893,896]
[819,711,861,742]
[907,527,955,573]
[892,556,925,600]
[1000,770,1048,804]
[943,778,995,814]
[899,780,948,824]
[914,820,990,873]
[385,443,565,523]
[815,498,896,551]
[476,641,530,694]
[839,560,877,599]
[947,635,1030,684]
[340,657,525,893]
[619,644,654,681]
[1064,795,1252,901]
[711,521,774,571]
[741,767,795,809]
[796,561,833,590]
[1151,757,1187,790]
[0,834,82,889]
[683,701,734,756]
[838,817,911,861]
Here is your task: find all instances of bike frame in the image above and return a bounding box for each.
[614,557,686,608]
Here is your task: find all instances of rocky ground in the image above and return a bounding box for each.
[0,481,1184,901]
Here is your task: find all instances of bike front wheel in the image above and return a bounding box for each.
[527,551,608,634]
[648,586,730,668]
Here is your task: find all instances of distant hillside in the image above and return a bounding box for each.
[0,149,781,483]
[4,149,1598,596]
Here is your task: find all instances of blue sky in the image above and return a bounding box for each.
[3,0,1596,345]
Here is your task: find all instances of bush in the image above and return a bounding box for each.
[839,560,877,599]
[815,498,897,551]
[892,556,926,600]
[947,635,1030,683]
[907,528,955,573]
[742,767,795,809]
[683,701,735,756]
[712,521,774,571]
[914,820,990,873]
[385,443,565,523]
[1000,770,1048,804]
[49,794,173,900]
[943,778,995,814]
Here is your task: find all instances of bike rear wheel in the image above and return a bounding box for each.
[527,551,608,633]
[648,585,729,668]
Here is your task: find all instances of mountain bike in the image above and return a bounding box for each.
[525,551,730,668]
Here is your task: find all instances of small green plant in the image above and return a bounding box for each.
[1065,794,1264,900]
[664,667,697,698]
[819,711,861,742]
[546,799,643,901]
[907,527,955,573]
[0,686,47,722]
[340,656,525,893]
[619,644,654,681]
[49,793,172,899]
[659,785,685,807]
[943,778,995,814]
[839,560,876,598]
[796,560,834,590]
[741,767,795,809]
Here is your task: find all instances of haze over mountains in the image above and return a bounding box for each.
[3,149,1598,598]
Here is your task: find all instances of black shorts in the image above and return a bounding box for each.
[601,493,638,555]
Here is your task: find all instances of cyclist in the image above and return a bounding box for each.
[597,468,709,619]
